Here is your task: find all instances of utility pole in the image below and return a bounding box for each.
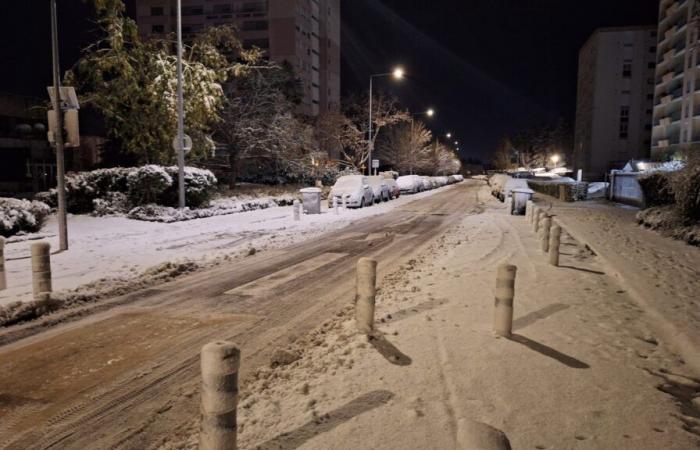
[176,0,186,208]
[367,76,373,176]
[50,0,68,251]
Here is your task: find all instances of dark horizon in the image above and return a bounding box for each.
[1,0,660,161]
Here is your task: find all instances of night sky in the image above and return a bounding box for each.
[2,0,660,161]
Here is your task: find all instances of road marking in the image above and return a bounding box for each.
[224,252,349,297]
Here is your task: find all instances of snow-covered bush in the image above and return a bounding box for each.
[0,198,51,237]
[670,161,700,221]
[126,165,173,206]
[160,166,218,207]
[92,192,129,216]
[639,172,675,207]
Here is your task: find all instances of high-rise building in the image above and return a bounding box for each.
[134,0,340,117]
[651,0,700,160]
[574,26,657,180]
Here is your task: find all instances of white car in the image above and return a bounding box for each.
[434,176,449,187]
[384,178,400,199]
[397,175,423,194]
[453,174,464,182]
[421,176,433,191]
[328,175,374,208]
[367,176,390,203]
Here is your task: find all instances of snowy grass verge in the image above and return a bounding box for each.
[637,206,700,246]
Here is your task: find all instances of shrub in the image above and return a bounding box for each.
[126,165,173,206]
[638,172,675,207]
[160,166,218,207]
[669,161,700,221]
[0,198,51,237]
[92,192,129,216]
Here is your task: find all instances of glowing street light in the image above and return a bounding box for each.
[446,132,452,139]
[368,66,405,175]
[426,108,435,117]
[551,154,560,164]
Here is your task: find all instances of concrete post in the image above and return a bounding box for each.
[525,200,533,223]
[342,195,347,209]
[0,237,6,290]
[333,196,339,215]
[31,242,52,298]
[200,341,240,450]
[293,200,300,221]
[549,225,561,267]
[540,216,552,253]
[355,257,377,333]
[533,210,543,233]
[494,264,517,338]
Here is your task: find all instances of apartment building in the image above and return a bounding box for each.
[652,0,700,160]
[134,0,341,117]
[574,26,657,180]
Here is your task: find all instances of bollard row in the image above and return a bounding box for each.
[525,202,563,268]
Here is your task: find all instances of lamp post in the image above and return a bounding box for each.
[175,0,186,208]
[551,154,560,169]
[368,67,404,175]
[50,0,68,251]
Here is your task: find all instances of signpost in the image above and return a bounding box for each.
[172,134,193,155]
[371,159,379,176]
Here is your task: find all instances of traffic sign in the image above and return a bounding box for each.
[172,134,193,154]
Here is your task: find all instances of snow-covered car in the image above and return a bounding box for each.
[447,175,457,184]
[421,176,433,191]
[367,176,390,203]
[453,174,464,182]
[328,175,374,208]
[433,176,449,187]
[397,175,424,194]
[384,178,400,199]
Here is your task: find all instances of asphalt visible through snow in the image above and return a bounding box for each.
[0,181,485,450]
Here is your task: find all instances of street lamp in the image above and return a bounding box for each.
[446,132,452,139]
[551,154,560,168]
[368,66,404,175]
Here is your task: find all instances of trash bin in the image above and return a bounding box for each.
[300,187,322,214]
[511,188,534,215]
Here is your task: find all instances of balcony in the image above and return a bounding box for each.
[660,117,672,126]
[658,139,670,148]
[661,94,674,105]
[663,71,676,84]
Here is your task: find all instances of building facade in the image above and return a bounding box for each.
[574,26,657,181]
[651,0,700,160]
[134,0,341,117]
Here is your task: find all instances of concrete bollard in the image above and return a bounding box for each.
[494,264,517,337]
[31,242,52,298]
[342,195,347,209]
[540,216,552,253]
[532,210,543,233]
[525,200,533,223]
[0,237,6,290]
[333,196,339,215]
[355,257,377,333]
[200,341,240,450]
[549,225,562,267]
[293,200,301,221]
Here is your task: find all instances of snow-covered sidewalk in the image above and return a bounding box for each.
[539,198,700,372]
[161,197,699,450]
[0,187,452,307]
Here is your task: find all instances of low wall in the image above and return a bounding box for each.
[526,180,589,202]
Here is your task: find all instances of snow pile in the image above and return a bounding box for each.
[587,182,608,198]
[0,198,51,237]
[127,194,296,222]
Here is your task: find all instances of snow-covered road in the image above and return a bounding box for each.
[0,185,454,306]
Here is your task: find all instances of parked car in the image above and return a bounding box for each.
[453,174,464,182]
[367,176,390,203]
[397,175,424,194]
[434,176,449,187]
[328,175,374,208]
[447,175,457,184]
[384,178,400,199]
[421,176,433,191]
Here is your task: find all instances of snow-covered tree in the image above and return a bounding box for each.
[67,1,228,164]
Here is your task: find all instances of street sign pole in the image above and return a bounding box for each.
[50,0,68,251]
[176,0,186,209]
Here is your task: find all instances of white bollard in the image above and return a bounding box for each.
[200,341,240,450]
[494,264,517,338]
[333,196,339,215]
[540,216,552,253]
[549,225,562,267]
[293,200,300,221]
[525,200,533,222]
[0,237,6,290]
[31,242,52,299]
[355,257,377,333]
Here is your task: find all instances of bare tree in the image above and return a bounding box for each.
[342,93,410,170]
[377,121,433,174]
[491,137,516,171]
